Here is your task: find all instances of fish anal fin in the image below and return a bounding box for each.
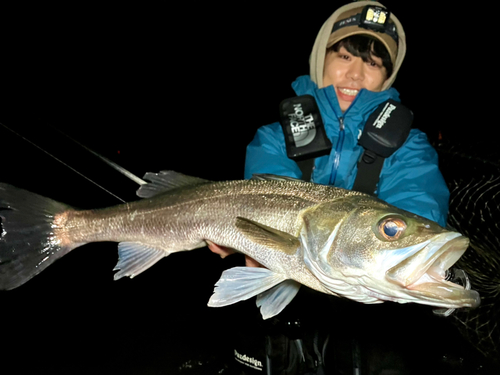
[256,280,301,319]
[136,171,210,198]
[235,217,300,255]
[208,267,287,308]
[113,242,168,280]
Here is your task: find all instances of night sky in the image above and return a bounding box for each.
[0,2,496,374]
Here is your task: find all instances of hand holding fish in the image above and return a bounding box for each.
[207,240,264,268]
[207,240,235,258]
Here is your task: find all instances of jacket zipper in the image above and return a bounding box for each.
[329,117,345,185]
[325,88,361,186]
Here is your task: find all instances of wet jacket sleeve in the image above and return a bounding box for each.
[377,129,450,227]
[244,123,303,180]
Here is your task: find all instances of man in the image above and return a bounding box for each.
[244,1,449,227]
[209,2,450,373]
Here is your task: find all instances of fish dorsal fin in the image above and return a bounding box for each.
[256,280,301,319]
[136,171,211,198]
[250,174,303,182]
[235,217,300,255]
[208,267,287,309]
[113,242,169,280]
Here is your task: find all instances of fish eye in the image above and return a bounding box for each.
[378,217,407,241]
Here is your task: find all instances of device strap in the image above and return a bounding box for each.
[296,159,315,182]
[352,149,385,194]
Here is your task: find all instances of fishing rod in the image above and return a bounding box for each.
[0,121,146,203]
[50,126,147,186]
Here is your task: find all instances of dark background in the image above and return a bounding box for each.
[0,2,495,374]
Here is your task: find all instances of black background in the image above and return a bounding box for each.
[0,2,495,374]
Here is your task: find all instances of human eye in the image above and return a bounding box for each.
[337,47,352,61]
[367,59,382,69]
[338,51,351,61]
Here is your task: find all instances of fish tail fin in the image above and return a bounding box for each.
[0,183,78,290]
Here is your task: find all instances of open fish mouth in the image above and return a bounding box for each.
[387,234,481,309]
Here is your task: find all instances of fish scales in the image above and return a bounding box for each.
[51,179,354,292]
[57,179,354,257]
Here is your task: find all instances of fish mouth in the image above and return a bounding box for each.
[386,234,480,308]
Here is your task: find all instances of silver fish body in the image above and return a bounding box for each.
[55,175,344,292]
[0,171,480,318]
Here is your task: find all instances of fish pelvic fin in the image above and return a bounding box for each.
[113,242,168,280]
[0,183,77,290]
[256,280,301,319]
[136,171,210,198]
[208,267,289,312]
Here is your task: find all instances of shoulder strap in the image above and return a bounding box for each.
[352,150,386,195]
[296,159,315,182]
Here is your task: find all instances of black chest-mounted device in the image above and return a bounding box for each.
[279,95,332,161]
[279,95,332,181]
[352,99,413,194]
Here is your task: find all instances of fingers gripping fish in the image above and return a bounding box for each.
[0,171,480,319]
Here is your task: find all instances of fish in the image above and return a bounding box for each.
[0,171,480,319]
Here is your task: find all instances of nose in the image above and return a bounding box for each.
[346,58,365,81]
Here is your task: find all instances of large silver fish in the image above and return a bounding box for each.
[0,171,480,318]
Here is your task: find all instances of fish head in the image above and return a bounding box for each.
[300,195,480,309]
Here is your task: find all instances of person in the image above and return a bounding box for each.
[244,1,449,227]
[209,2,450,374]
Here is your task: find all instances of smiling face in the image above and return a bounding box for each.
[323,46,388,112]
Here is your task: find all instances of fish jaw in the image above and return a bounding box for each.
[385,233,480,308]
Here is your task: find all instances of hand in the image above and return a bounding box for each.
[207,240,264,268]
[206,240,236,258]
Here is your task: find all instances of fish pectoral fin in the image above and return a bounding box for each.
[256,280,301,319]
[113,242,168,280]
[208,267,287,308]
[235,217,300,255]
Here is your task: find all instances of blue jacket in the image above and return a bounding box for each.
[244,76,449,227]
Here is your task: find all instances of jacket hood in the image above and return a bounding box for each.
[309,1,406,91]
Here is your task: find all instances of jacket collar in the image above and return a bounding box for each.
[292,75,400,127]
